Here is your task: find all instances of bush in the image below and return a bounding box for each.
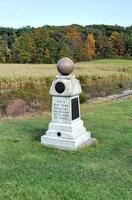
[0,101,6,115]
[80,92,89,103]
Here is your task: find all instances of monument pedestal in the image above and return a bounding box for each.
[41,131,93,150]
[41,72,97,150]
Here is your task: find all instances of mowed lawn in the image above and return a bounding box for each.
[0,99,132,200]
[0,59,132,78]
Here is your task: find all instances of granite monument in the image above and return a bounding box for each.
[41,57,96,150]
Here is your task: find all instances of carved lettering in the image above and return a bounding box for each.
[52,97,70,121]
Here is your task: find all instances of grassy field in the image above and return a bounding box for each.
[0,59,132,78]
[0,59,132,116]
[0,59,132,93]
[0,99,132,200]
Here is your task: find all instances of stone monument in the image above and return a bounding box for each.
[41,57,96,150]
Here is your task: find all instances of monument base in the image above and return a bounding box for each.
[41,131,97,150]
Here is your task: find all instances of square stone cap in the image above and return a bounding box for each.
[49,74,82,96]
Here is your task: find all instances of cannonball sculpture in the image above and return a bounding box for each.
[57,57,74,75]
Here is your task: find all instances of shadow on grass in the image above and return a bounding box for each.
[31,128,47,141]
[15,120,48,142]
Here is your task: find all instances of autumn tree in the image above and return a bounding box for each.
[109,31,125,56]
[66,26,81,40]
[0,25,131,63]
[83,33,95,60]
[65,26,84,61]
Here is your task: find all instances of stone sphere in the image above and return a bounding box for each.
[57,57,74,75]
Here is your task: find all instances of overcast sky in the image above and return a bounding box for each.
[0,0,132,28]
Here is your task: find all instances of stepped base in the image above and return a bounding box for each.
[41,131,97,150]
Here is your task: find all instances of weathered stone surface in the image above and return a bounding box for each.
[57,57,74,75]
[49,75,81,96]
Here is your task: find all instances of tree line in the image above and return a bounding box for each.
[0,24,132,63]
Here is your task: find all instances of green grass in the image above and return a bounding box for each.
[0,99,132,200]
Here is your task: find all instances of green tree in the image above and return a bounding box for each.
[124,35,132,57]
[95,31,113,58]
[0,35,11,63]
[47,38,59,63]
[59,42,72,59]
[12,32,35,63]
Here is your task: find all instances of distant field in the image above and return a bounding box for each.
[0,59,132,78]
[0,59,132,113]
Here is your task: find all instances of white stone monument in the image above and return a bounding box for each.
[41,57,97,150]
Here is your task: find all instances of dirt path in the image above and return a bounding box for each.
[88,89,132,103]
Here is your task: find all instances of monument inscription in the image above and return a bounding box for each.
[52,97,70,122]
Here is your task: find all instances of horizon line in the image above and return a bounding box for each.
[0,23,132,29]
